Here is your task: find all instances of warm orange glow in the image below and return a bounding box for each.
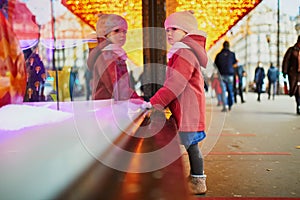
[166,0,262,49]
[61,0,262,65]
[61,0,142,31]
[41,11,94,40]
[61,0,143,66]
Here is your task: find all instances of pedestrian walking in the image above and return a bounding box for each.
[254,61,265,102]
[282,35,300,115]
[267,62,279,100]
[142,10,208,194]
[69,67,77,101]
[214,41,237,111]
[211,72,223,106]
[87,13,141,101]
[84,68,92,100]
[234,64,246,103]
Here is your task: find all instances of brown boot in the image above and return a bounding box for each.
[188,175,207,194]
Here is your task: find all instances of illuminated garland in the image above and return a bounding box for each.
[61,0,261,65]
[61,0,142,31]
[167,0,262,49]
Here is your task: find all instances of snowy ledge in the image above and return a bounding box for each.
[0,104,73,131]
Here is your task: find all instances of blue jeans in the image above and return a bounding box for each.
[268,81,277,99]
[221,75,234,109]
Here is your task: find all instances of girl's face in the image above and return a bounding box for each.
[166,27,187,45]
[106,29,127,47]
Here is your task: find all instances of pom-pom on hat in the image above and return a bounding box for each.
[164,10,206,36]
[96,13,128,37]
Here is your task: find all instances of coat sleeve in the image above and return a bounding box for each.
[254,67,258,82]
[150,50,196,109]
[282,47,292,75]
[87,45,102,71]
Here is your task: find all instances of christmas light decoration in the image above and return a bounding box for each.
[61,0,261,49]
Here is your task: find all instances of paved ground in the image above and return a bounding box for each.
[192,92,300,198]
[74,91,300,199]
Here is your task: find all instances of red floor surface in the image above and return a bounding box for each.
[197,198,300,200]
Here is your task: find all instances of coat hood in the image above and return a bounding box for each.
[87,38,127,71]
[182,34,208,68]
[87,38,110,71]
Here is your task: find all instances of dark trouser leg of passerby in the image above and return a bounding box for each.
[227,83,234,110]
[296,92,300,115]
[234,87,237,103]
[268,82,271,100]
[257,83,262,102]
[272,81,277,100]
[220,79,227,112]
[221,75,234,110]
[226,76,234,110]
[239,82,245,103]
[233,79,237,103]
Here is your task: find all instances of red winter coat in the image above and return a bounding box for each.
[87,38,140,100]
[150,34,208,132]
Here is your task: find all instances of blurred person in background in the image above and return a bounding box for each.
[214,41,237,111]
[267,62,279,100]
[282,35,300,115]
[233,63,246,103]
[254,61,265,102]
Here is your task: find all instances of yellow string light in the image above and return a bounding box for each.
[61,0,261,66]
[167,0,261,49]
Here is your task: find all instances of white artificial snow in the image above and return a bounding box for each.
[0,104,73,131]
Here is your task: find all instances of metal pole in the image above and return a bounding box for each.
[51,0,60,109]
[277,0,280,94]
[142,0,166,99]
[277,0,280,68]
[245,18,249,93]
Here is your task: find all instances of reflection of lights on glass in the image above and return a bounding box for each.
[169,0,261,48]
[61,0,143,65]
[22,0,67,25]
[62,0,261,49]
[46,76,54,81]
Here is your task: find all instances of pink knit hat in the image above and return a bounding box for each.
[164,10,206,36]
[96,13,128,37]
